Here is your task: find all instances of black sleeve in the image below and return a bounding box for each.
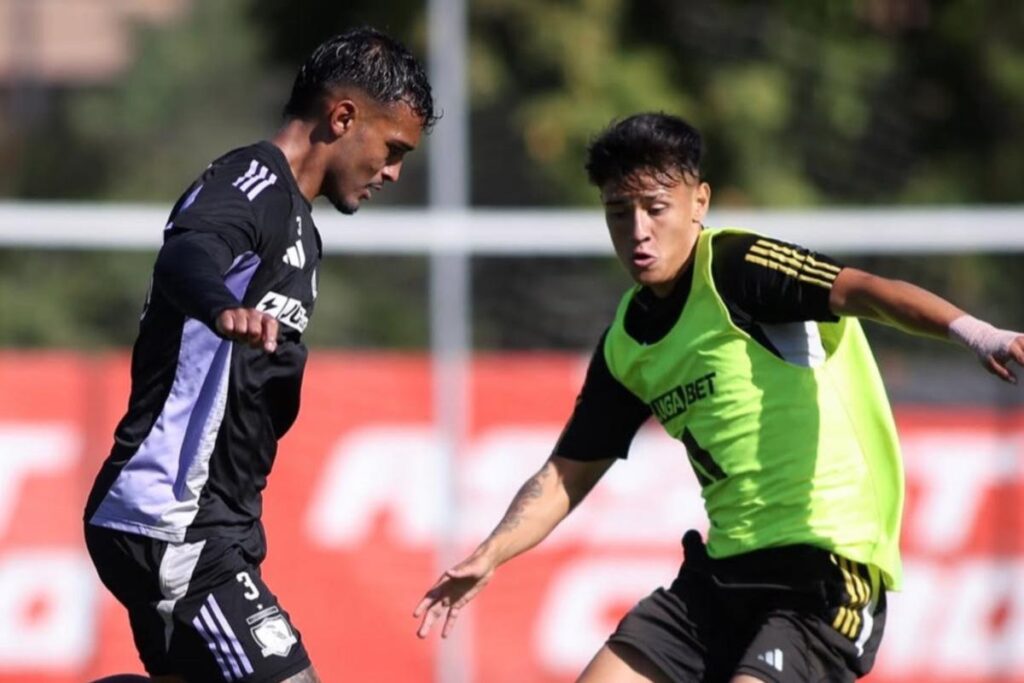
[553,331,652,461]
[711,232,845,324]
[153,231,242,330]
[152,154,293,330]
[168,156,292,257]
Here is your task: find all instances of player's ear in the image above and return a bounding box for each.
[692,181,711,223]
[326,99,358,139]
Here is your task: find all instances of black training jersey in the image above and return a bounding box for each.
[554,231,844,462]
[85,141,321,545]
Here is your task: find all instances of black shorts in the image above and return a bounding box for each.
[84,524,311,683]
[608,530,887,683]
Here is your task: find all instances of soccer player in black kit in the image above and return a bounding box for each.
[83,28,435,683]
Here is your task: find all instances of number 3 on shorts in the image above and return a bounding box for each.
[236,571,260,600]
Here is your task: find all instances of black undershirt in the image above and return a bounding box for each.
[553,231,844,462]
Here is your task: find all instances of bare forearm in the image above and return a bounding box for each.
[476,456,611,567]
[477,461,571,566]
[830,268,963,340]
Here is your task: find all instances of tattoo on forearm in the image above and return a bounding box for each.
[488,462,553,538]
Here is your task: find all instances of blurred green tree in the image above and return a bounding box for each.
[12,0,282,200]
[1,0,1024,354]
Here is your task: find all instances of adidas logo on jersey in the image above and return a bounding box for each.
[756,648,784,672]
[233,160,278,201]
[282,239,307,268]
[257,292,309,333]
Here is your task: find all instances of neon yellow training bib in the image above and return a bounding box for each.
[604,228,904,589]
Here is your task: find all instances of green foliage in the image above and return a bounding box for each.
[2,0,1024,350]
[8,0,283,201]
[0,250,153,348]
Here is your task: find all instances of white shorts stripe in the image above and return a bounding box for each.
[207,595,255,675]
[156,539,206,649]
[192,612,236,681]
[854,598,875,657]
[199,603,244,680]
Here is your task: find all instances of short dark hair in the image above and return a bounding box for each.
[284,27,438,130]
[585,113,703,189]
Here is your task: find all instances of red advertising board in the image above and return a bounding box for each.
[1,351,1023,682]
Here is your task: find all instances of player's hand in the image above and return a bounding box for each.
[215,308,279,353]
[982,334,1024,385]
[414,550,496,639]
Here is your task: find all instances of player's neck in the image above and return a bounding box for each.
[270,120,325,204]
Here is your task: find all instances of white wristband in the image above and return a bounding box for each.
[948,314,1017,359]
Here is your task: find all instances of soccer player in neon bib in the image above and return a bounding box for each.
[416,113,1024,682]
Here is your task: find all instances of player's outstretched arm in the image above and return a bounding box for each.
[414,454,614,639]
[830,267,1024,383]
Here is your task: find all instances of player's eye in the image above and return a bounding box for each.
[386,144,406,164]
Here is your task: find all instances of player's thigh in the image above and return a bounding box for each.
[577,643,672,683]
[733,611,857,683]
[280,666,322,682]
[170,540,311,682]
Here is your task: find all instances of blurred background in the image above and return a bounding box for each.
[1,0,1023,681]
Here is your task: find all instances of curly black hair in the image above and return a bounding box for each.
[284,27,438,131]
[585,113,703,189]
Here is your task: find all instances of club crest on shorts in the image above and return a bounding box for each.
[246,606,297,658]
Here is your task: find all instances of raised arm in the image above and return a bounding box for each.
[830,267,1024,383]
[414,454,614,639]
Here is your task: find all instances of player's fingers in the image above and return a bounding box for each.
[413,593,439,618]
[233,312,251,338]
[261,315,278,353]
[453,581,486,610]
[441,607,461,639]
[417,601,448,638]
[415,610,436,638]
[999,361,1018,384]
[246,312,265,346]
[219,309,248,338]
[1009,342,1024,367]
[416,613,436,638]
[217,310,236,335]
[985,357,1016,384]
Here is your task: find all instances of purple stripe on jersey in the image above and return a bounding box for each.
[165,183,205,231]
[89,253,261,541]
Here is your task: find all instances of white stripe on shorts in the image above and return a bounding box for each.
[156,539,206,649]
